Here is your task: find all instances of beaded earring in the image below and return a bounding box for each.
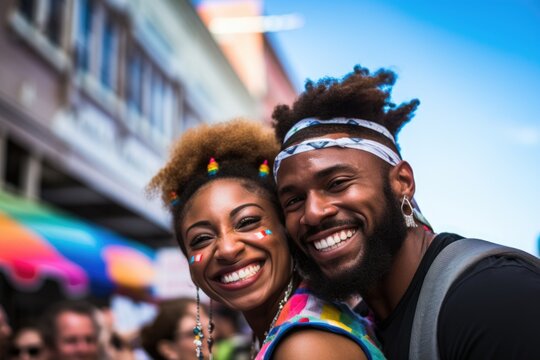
[207,299,215,360]
[194,287,205,360]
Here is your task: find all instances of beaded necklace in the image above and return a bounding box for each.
[250,277,294,359]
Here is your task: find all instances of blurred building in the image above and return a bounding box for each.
[0,0,296,327]
[197,0,299,124]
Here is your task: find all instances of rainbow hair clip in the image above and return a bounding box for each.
[170,191,180,206]
[207,157,219,176]
[255,229,272,239]
[190,254,203,264]
[259,160,270,178]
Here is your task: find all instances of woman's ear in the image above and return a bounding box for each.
[157,339,179,360]
[389,161,416,198]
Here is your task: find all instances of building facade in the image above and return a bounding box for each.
[0,0,286,324]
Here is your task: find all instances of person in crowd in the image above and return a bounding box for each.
[271,65,540,359]
[40,300,99,360]
[147,119,385,360]
[211,303,251,360]
[7,322,50,360]
[140,297,209,360]
[0,304,12,357]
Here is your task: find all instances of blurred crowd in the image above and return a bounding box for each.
[0,298,251,360]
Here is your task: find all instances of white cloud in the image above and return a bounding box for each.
[508,126,540,146]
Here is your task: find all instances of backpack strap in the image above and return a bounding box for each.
[409,238,540,360]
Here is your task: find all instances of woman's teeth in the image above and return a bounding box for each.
[221,264,261,284]
[313,229,356,251]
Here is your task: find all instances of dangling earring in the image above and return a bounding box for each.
[401,195,417,228]
[194,287,205,360]
[207,299,215,360]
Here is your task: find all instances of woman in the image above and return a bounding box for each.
[148,119,385,360]
[140,298,210,360]
[8,324,50,360]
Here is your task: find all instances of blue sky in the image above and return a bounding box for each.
[263,0,540,254]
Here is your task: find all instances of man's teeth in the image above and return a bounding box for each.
[313,229,356,251]
[221,264,261,284]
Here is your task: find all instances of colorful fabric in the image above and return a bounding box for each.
[255,282,386,360]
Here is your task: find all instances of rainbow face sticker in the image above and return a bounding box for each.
[189,254,203,264]
[255,229,272,239]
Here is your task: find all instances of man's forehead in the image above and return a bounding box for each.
[276,147,366,189]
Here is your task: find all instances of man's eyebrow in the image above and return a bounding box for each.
[278,164,355,197]
[314,164,356,180]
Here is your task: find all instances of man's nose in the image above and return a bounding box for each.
[300,192,336,226]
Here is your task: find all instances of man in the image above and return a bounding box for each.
[41,300,100,360]
[272,65,540,359]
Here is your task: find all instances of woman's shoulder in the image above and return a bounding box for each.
[272,328,368,360]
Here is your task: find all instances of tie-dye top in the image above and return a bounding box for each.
[255,282,385,360]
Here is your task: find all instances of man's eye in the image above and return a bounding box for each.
[328,178,348,190]
[236,216,260,229]
[284,195,304,210]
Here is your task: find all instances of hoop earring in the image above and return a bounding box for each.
[194,287,204,360]
[401,195,417,228]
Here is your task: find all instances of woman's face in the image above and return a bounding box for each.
[10,328,49,360]
[180,179,292,312]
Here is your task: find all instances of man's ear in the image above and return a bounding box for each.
[389,161,415,198]
[157,339,179,360]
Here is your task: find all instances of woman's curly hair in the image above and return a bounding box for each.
[272,65,420,148]
[147,118,281,254]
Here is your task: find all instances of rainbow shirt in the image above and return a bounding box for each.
[255,282,386,360]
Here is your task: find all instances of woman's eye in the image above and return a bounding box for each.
[190,234,213,248]
[236,216,260,230]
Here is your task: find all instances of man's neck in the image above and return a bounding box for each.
[364,229,436,320]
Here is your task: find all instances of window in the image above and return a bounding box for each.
[75,0,93,72]
[44,0,64,46]
[100,15,118,91]
[17,0,35,22]
[150,71,164,133]
[15,0,65,47]
[126,48,143,115]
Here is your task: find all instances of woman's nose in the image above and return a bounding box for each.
[214,233,245,262]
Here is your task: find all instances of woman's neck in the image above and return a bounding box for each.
[243,275,296,343]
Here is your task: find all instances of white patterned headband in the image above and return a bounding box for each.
[273,137,401,182]
[274,118,400,182]
[282,117,396,145]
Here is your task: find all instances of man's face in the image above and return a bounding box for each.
[54,311,98,360]
[277,145,406,299]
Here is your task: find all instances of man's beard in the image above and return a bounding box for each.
[293,178,407,301]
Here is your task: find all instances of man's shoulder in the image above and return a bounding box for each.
[437,242,540,358]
